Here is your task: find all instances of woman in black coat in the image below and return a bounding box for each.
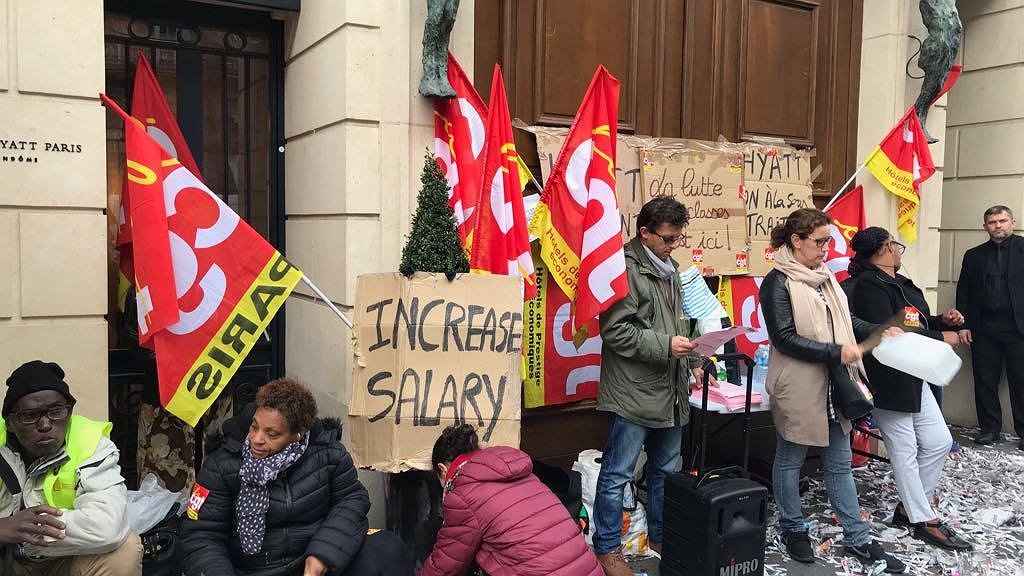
[845,227,972,552]
[181,378,413,576]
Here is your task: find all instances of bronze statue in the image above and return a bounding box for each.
[419,0,460,98]
[914,0,961,143]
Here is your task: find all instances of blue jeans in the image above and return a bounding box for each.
[592,412,681,554]
[772,421,871,546]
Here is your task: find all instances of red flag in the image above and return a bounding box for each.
[132,51,201,177]
[118,52,204,313]
[529,66,626,331]
[865,107,935,242]
[103,95,180,343]
[824,185,867,282]
[102,93,302,426]
[469,65,536,300]
[434,52,487,246]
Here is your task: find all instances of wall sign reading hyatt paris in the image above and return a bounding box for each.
[0,138,84,163]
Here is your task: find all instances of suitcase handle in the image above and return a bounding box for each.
[695,465,748,490]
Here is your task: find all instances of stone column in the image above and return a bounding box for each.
[0,0,108,418]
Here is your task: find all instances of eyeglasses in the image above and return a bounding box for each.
[647,229,685,247]
[12,404,71,426]
[888,240,906,255]
[805,235,832,248]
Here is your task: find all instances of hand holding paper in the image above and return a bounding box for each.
[691,326,755,357]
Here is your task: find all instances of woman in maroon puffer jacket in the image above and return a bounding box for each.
[419,425,604,576]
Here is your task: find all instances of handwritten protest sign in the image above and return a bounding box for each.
[641,146,747,275]
[743,144,815,275]
[349,273,522,472]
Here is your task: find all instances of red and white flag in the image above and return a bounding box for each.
[824,185,867,282]
[433,52,487,247]
[469,65,537,300]
[529,66,626,331]
[103,94,302,426]
[118,51,204,314]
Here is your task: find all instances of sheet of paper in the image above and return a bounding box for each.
[693,326,755,357]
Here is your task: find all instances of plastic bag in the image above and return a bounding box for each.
[571,449,650,556]
[127,474,188,535]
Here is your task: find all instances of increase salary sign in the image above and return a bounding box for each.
[349,273,523,472]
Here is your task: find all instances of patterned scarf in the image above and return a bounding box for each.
[236,433,309,554]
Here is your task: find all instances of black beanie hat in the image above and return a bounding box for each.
[850,226,891,258]
[3,360,77,418]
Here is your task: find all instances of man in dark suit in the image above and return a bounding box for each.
[957,206,1024,448]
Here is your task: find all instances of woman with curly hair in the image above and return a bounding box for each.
[182,378,413,576]
[419,424,602,576]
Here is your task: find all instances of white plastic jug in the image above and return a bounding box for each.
[872,332,962,387]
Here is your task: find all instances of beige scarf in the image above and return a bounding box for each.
[773,246,865,374]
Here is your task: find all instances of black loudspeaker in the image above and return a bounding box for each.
[661,466,768,576]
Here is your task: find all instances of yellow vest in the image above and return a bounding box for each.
[0,415,112,509]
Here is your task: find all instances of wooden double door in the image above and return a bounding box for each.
[474,0,865,465]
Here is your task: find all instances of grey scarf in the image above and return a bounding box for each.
[642,243,677,281]
[236,433,310,554]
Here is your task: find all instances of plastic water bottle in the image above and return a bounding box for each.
[752,344,770,406]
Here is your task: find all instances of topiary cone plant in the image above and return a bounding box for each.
[399,152,470,280]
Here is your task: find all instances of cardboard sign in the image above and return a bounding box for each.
[640,147,748,275]
[743,182,814,242]
[742,143,815,276]
[534,129,646,243]
[743,144,813,186]
[349,273,523,472]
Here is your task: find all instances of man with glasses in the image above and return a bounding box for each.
[957,206,1024,449]
[0,360,141,575]
[592,197,711,576]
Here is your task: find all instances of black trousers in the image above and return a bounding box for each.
[970,328,1024,437]
[286,531,414,576]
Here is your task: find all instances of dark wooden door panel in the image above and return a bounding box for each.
[739,0,819,144]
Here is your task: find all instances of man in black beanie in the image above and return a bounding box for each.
[0,360,142,575]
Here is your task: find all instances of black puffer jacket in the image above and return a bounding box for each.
[844,263,954,412]
[181,404,370,576]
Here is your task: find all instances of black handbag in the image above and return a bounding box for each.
[826,307,874,420]
[141,504,183,576]
[828,361,874,421]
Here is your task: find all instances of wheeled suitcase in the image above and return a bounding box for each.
[661,466,768,576]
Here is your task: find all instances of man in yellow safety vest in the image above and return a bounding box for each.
[0,360,141,575]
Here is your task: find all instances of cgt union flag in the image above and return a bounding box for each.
[865,107,935,243]
[824,185,867,282]
[433,52,487,246]
[523,248,601,408]
[118,51,205,314]
[103,94,302,426]
[529,66,626,332]
[470,65,537,300]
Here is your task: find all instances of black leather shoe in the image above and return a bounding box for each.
[913,521,974,551]
[782,531,815,564]
[1018,439,1024,451]
[975,431,997,445]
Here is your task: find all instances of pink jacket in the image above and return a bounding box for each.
[419,446,603,576]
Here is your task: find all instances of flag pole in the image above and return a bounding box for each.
[300,275,354,329]
[823,155,872,213]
